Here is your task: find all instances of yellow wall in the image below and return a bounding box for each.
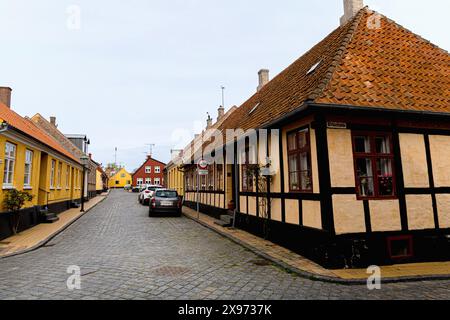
[328,129,356,188]
[333,195,366,234]
[0,134,82,212]
[429,135,450,187]
[167,165,184,196]
[96,169,103,191]
[108,168,131,188]
[45,155,81,206]
[399,133,429,188]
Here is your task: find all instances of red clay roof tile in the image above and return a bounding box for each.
[0,103,80,163]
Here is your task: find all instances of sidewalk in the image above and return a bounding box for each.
[0,192,108,258]
[182,206,450,284]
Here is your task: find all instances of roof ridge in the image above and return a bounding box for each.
[30,113,84,158]
[308,7,368,101]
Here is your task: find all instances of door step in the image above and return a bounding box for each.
[40,209,60,223]
[214,214,234,227]
[70,201,80,208]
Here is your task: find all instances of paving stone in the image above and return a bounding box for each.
[0,190,449,300]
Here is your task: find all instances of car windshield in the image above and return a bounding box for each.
[155,190,178,198]
[148,187,159,192]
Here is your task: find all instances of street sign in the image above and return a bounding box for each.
[197,159,209,176]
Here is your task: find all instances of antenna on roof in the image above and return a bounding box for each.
[146,143,155,158]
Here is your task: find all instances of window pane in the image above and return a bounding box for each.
[290,172,299,191]
[298,129,308,149]
[288,133,296,151]
[377,158,394,196]
[376,136,391,154]
[299,152,312,190]
[288,154,298,172]
[288,154,299,190]
[354,136,371,153]
[356,158,374,197]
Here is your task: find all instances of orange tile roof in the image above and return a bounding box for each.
[315,8,450,111]
[0,103,80,163]
[217,7,450,135]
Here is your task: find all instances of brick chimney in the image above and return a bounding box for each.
[340,0,364,26]
[217,106,225,121]
[0,87,12,108]
[257,69,270,92]
[50,116,57,127]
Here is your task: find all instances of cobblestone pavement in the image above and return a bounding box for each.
[0,190,449,300]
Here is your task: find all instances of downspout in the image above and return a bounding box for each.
[232,139,238,228]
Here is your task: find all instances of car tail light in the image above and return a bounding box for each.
[145,191,150,194]
[151,198,156,208]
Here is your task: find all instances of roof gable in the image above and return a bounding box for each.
[0,104,80,163]
[30,113,84,159]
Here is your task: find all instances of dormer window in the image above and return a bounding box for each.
[307,61,322,75]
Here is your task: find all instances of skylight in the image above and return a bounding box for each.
[249,102,260,114]
[307,60,322,75]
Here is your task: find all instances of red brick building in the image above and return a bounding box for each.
[132,156,166,187]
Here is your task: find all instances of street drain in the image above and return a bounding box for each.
[250,259,272,266]
[152,266,190,277]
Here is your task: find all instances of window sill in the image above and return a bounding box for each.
[23,186,33,190]
[356,196,398,201]
[2,185,15,190]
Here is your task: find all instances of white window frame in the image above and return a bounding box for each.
[24,149,33,187]
[50,160,56,189]
[66,166,70,189]
[154,177,161,185]
[145,178,151,185]
[57,162,62,188]
[137,178,144,185]
[145,166,151,174]
[3,142,16,187]
[155,166,161,174]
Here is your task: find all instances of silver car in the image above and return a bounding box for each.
[149,189,182,217]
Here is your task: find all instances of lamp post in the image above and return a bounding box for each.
[80,155,89,212]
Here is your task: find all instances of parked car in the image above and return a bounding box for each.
[124,184,132,191]
[131,186,141,193]
[149,189,182,217]
[138,185,163,205]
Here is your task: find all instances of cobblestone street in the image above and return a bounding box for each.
[0,190,449,300]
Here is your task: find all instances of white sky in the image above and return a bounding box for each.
[0,0,448,170]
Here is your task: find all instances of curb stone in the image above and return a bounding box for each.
[182,208,450,285]
[0,193,109,260]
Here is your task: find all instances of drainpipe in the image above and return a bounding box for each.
[232,140,238,228]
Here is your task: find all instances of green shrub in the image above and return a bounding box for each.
[3,189,34,235]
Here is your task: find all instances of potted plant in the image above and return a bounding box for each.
[3,189,34,235]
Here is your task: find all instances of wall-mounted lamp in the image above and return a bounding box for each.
[0,118,9,133]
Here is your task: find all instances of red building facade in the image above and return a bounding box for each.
[132,156,166,187]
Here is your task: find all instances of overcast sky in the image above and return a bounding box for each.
[0,0,448,171]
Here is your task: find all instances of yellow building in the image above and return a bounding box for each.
[0,92,83,240]
[108,168,132,188]
[166,160,184,196]
[96,168,103,192]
